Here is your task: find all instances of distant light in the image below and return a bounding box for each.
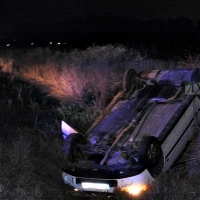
[63,42,66,45]
[58,42,61,45]
[6,44,10,47]
[30,43,34,46]
[74,188,78,192]
[50,41,52,45]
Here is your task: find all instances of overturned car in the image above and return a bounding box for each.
[62,68,200,194]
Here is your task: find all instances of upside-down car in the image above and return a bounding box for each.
[61,68,200,194]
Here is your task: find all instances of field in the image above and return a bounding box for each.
[1,44,200,199]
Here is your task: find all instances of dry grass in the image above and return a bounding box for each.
[0,44,191,110]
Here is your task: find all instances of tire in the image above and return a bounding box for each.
[122,69,137,92]
[138,136,161,169]
[62,133,86,162]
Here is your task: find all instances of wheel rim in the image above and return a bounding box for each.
[147,141,160,165]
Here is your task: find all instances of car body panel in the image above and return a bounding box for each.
[61,120,78,139]
[62,168,154,193]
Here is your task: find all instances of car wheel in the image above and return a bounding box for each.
[122,69,137,92]
[62,133,86,162]
[138,136,161,169]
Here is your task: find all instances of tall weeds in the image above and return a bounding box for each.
[0,44,182,110]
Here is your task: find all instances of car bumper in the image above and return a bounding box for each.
[62,168,154,193]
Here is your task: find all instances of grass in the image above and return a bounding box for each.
[0,126,70,199]
[0,44,200,199]
[1,44,194,109]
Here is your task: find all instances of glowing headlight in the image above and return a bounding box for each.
[121,184,148,195]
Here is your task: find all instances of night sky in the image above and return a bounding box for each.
[1,0,200,46]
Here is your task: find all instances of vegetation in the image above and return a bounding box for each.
[0,44,200,199]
